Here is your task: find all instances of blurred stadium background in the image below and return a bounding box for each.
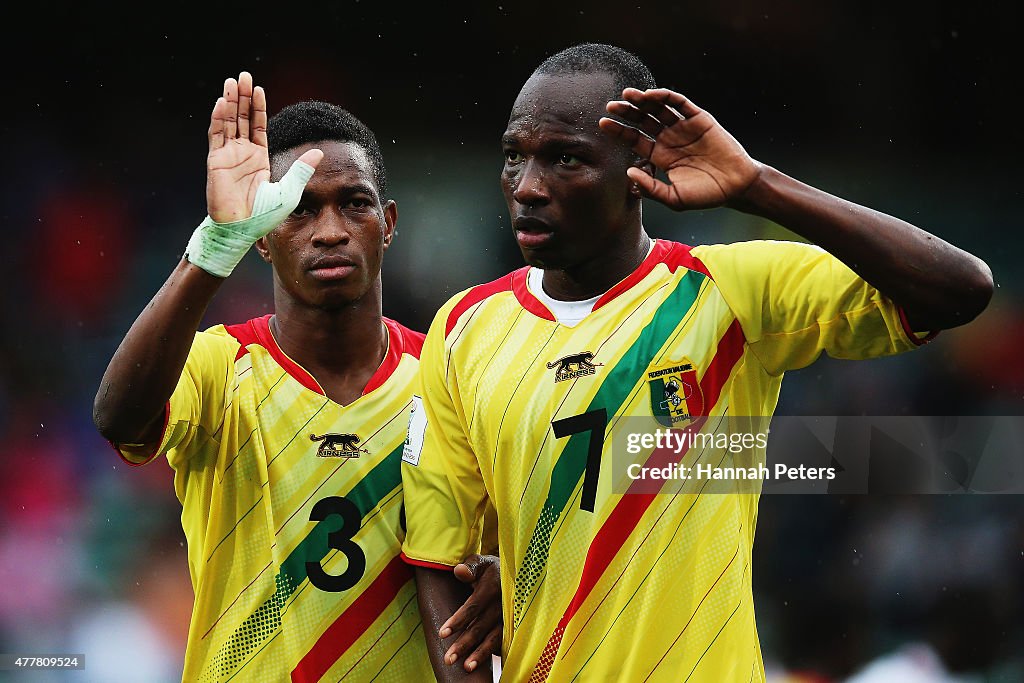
[1,3,1021,681]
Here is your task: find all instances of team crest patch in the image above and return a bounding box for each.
[309,433,368,458]
[546,351,603,383]
[648,359,704,426]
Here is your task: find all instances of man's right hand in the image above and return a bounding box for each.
[187,71,322,279]
[206,72,272,224]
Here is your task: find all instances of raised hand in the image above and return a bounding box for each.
[189,72,321,278]
[206,72,272,223]
[600,88,762,210]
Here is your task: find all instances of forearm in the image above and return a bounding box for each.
[731,165,993,330]
[93,258,222,445]
[414,567,492,683]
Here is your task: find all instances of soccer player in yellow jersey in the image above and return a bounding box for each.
[401,44,993,681]
[93,72,500,682]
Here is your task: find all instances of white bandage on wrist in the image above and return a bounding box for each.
[184,159,316,278]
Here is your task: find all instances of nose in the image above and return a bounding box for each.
[311,210,351,248]
[512,159,550,206]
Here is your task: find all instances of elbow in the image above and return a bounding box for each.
[92,388,119,443]
[91,383,143,445]
[952,256,994,327]
[909,256,993,331]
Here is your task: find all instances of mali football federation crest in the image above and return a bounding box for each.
[647,359,704,426]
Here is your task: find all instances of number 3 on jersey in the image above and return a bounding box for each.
[307,496,366,592]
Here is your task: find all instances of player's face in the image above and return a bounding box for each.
[501,70,637,270]
[258,141,395,310]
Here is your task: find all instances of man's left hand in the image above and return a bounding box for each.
[439,554,502,673]
[600,87,762,210]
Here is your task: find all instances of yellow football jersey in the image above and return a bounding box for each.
[116,314,431,683]
[402,240,933,682]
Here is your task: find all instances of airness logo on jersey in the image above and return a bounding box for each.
[648,359,704,426]
[546,351,603,383]
[309,432,368,458]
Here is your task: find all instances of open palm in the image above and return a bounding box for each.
[206,72,271,224]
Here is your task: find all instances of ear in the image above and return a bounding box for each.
[254,235,273,264]
[382,200,398,250]
[629,158,656,199]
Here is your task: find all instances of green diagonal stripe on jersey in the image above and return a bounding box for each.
[512,270,706,628]
[200,443,405,683]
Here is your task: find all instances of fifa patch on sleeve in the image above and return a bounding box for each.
[403,395,426,466]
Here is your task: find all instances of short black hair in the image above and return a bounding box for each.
[534,43,656,101]
[267,101,388,196]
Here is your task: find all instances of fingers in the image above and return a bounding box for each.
[605,101,664,139]
[237,71,253,140]
[252,85,268,148]
[208,97,226,151]
[439,591,479,639]
[442,606,502,669]
[223,77,239,140]
[440,554,500,639]
[629,87,703,118]
[626,166,679,207]
[621,87,684,128]
[598,117,655,160]
[462,628,502,673]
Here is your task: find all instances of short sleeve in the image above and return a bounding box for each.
[114,329,235,467]
[401,302,490,568]
[692,240,935,377]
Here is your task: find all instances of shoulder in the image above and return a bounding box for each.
[435,267,529,339]
[692,239,824,266]
[215,314,274,361]
[383,317,426,360]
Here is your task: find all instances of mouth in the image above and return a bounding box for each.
[513,216,555,249]
[308,255,357,281]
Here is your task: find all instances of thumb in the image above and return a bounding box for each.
[297,148,324,170]
[252,154,318,217]
[626,167,675,206]
[454,554,484,584]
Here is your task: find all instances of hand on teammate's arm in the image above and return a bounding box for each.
[599,87,993,331]
[441,554,502,673]
[414,556,502,682]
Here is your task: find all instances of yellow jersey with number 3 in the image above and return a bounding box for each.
[116,314,430,683]
[401,240,932,682]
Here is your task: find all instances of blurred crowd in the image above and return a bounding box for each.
[2,4,1022,681]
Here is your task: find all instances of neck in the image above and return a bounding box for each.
[541,226,652,301]
[270,280,387,403]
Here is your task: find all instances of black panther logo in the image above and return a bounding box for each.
[546,351,602,382]
[309,433,368,458]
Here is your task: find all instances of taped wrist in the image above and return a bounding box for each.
[185,216,257,278]
[184,159,316,278]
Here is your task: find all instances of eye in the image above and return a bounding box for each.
[505,150,524,164]
[345,196,374,210]
[289,204,313,217]
[558,154,580,166]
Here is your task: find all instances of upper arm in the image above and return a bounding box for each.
[694,240,930,376]
[402,306,490,568]
[115,330,236,466]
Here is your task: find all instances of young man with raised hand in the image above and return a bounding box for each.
[401,44,992,682]
[94,72,499,682]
